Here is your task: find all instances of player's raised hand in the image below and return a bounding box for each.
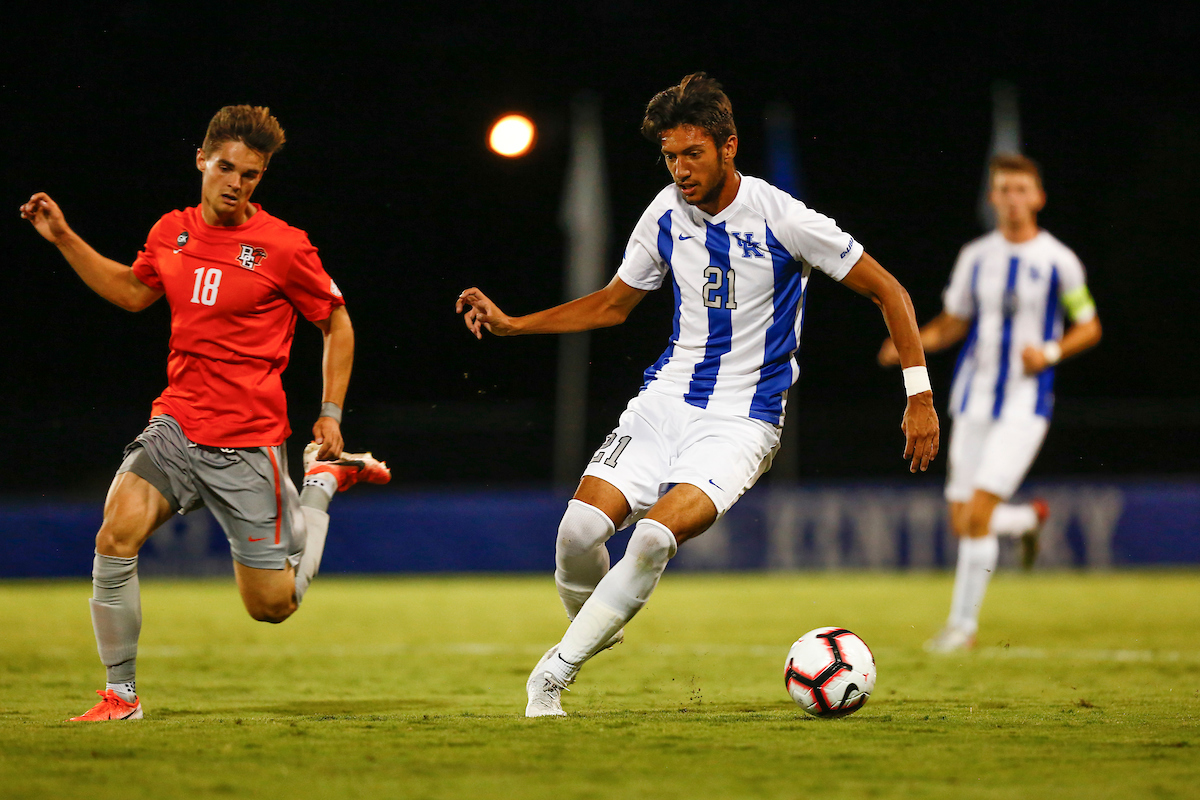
[877,336,901,367]
[456,287,515,338]
[20,192,73,244]
[901,391,940,473]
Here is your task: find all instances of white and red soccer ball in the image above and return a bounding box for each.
[785,627,876,717]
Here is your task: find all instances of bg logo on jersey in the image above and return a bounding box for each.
[236,244,267,271]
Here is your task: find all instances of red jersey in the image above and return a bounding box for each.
[131,204,345,448]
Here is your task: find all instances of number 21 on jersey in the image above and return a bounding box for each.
[190,267,222,306]
[702,266,737,309]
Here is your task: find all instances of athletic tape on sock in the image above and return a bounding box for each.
[301,472,337,508]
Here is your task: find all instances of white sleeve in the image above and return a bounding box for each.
[772,200,863,281]
[616,207,670,291]
[941,246,977,320]
[1055,249,1096,323]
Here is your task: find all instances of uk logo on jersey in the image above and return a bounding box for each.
[236,244,267,271]
[731,232,766,258]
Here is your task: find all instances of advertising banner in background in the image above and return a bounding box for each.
[3,481,1196,579]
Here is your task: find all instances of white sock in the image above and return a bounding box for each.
[947,535,999,636]
[554,500,615,619]
[293,506,329,603]
[107,681,137,702]
[990,503,1038,537]
[549,519,677,683]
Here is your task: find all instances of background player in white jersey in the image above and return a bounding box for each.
[880,153,1102,652]
[457,73,940,716]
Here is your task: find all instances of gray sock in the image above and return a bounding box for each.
[89,552,141,685]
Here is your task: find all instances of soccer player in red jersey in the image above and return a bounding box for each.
[21,106,390,721]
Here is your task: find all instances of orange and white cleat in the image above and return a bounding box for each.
[69,689,143,721]
[1021,498,1050,570]
[303,442,391,492]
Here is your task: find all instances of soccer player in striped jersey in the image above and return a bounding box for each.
[21,106,390,721]
[879,153,1102,652]
[457,73,940,716]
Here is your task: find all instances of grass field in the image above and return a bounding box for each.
[2,571,1197,799]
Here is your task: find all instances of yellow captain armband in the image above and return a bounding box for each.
[1063,285,1096,322]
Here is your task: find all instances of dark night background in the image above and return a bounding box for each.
[3,3,1197,498]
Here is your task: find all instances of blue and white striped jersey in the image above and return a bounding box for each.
[617,175,863,426]
[944,230,1095,422]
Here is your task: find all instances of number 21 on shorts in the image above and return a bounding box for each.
[190,267,222,306]
[590,434,631,467]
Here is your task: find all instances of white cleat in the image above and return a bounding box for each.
[303,441,384,473]
[302,441,323,473]
[525,645,571,717]
[924,625,976,653]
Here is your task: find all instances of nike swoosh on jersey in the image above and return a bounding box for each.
[173,248,183,253]
[708,479,723,490]
[678,234,694,240]
[248,537,267,542]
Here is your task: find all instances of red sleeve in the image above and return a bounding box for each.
[131,218,164,291]
[283,237,346,321]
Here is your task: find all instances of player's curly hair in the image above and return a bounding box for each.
[641,72,737,146]
[202,105,286,162]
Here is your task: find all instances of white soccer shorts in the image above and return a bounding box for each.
[944,415,1049,503]
[581,391,781,529]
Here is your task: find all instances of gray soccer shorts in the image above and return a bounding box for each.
[116,415,305,571]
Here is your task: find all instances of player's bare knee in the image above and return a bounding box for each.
[94,523,142,558]
[966,504,993,538]
[247,596,296,624]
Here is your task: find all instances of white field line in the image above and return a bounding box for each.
[976,646,1193,662]
[131,643,1200,663]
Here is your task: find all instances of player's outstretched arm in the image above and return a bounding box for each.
[310,306,353,460]
[877,312,972,367]
[456,275,648,340]
[20,193,162,312]
[841,252,940,473]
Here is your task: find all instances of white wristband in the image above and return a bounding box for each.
[903,366,932,397]
[1042,341,1062,366]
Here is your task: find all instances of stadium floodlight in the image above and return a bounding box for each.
[489,114,536,157]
